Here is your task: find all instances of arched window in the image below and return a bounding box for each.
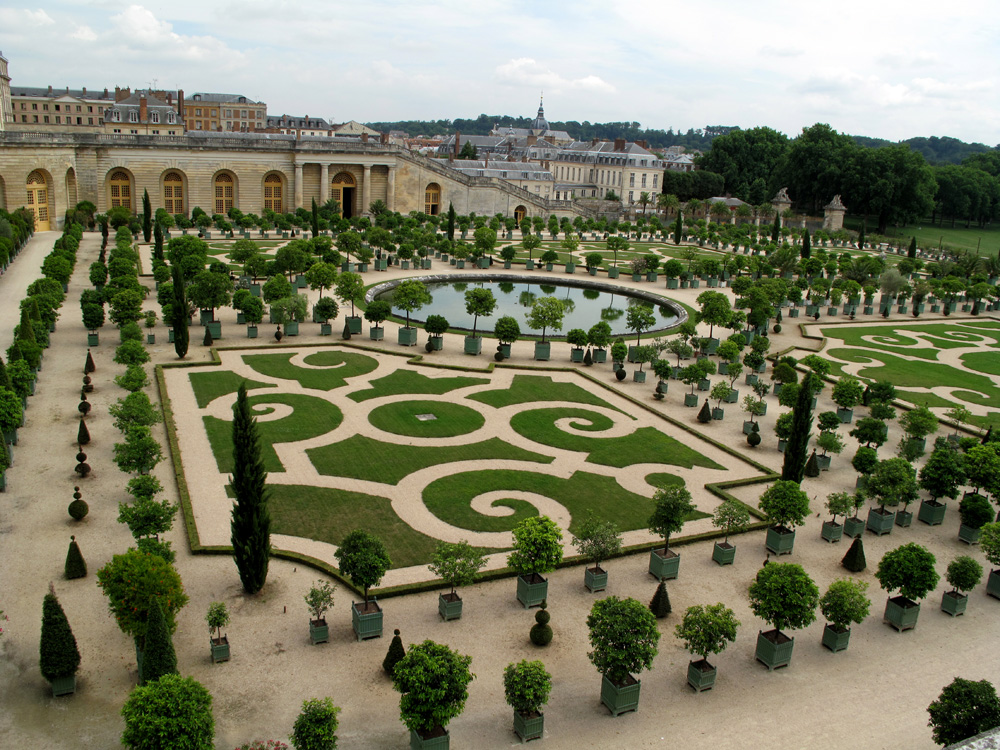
[514,205,527,223]
[424,183,441,216]
[26,171,51,231]
[163,171,184,215]
[330,172,356,218]
[214,173,234,214]
[109,169,132,211]
[263,173,283,213]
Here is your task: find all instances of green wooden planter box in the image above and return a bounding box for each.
[821,521,843,543]
[309,619,329,645]
[351,601,383,640]
[320,323,332,336]
[686,660,717,692]
[570,348,584,363]
[246,326,258,338]
[648,549,679,580]
[666,278,679,289]
[725,389,739,403]
[534,341,551,361]
[987,570,1000,600]
[821,624,851,653]
[168,329,175,343]
[438,592,463,621]
[959,524,982,545]
[918,500,946,525]
[369,326,384,341]
[884,596,919,632]
[607,267,619,279]
[430,336,444,351]
[755,630,794,670]
[346,316,363,334]
[398,327,419,346]
[633,370,647,383]
[712,407,724,420]
[210,637,230,662]
[601,674,641,717]
[584,566,608,592]
[817,454,832,471]
[206,320,222,339]
[50,674,76,697]
[516,574,548,609]
[765,526,795,555]
[867,508,895,536]
[524,259,534,270]
[87,333,99,346]
[422,259,433,269]
[837,407,854,423]
[894,510,913,528]
[565,263,576,274]
[410,728,450,750]
[712,542,735,565]
[941,591,967,617]
[498,343,511,358]
[513,711,544,742]
[464,336,482,355]
[684,393,699,407]
[146,333,155,344]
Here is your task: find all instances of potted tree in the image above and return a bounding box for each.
[941,555,983,616]
[587,596,660,716]
[709,381,732,420]
[674,603,740,692]
[40,586,81,696]
[866,457,918,536]
[980,522,1000,599]
[572,512,623,592]
[424,314,449,351]
[819,577,870,652]
[875,542,939,632]
[463,287,497,355]
[335,530,391,641]
[304,579,335,645]
[758,480,810,555]
[144,310,157,345]
[394,279,432,347]
[205,601,230,662]
[588,320,612,363]
[314,296,339,336]
[711,498,751,565]
[392,640,474,749]
[493,315,520,359]
[364,299,392,341]
[899,405,938,458]
[335,271,365,334]
[566,328,588,363]
[851,444,878,493]
[822,491,853,543]
[508,516,563,608]
[748,562,819,670]
[526,296,565,361]
[242,295,264,338]
[82,302,105,346]
[428,541,487,621]
[648,484,695,579]
[918,440,964,525]
[585,252,604,276]
[958,493,993,545]
[503,659,552,742]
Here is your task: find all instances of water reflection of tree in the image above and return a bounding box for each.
[518,286,536,308]
[498,281,515,294]
[602,293,624,322]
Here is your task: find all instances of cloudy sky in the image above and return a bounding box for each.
[2,1,997,144]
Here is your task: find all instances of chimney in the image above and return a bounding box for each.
[361,132,368,143]
[177,89,184,117]
[47,85,52,94]
[454,131,461,155]
[527,135,537,146]
[448,153,454,164]
[103,88,109,99]
[139,96,148,123]
[591,138,599,146]
[637,140,648,149]
[82,87,87,96]
[614,138,626,151]
[65,86,69,94]
[484,153,489,168]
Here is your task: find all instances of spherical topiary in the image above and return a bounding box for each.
[494,351,504,362]
[615,368,626,381]
[77,393,91,416]
[747,429,762,447]
[74,452,91,478]
[65,536,87,579]
[68,487,89,520]
[649,580,671,618]
[529,602,553,646]
[773,324,782,334]
[82,374,93,393]
[383,628,406,677]
[842,536,867,573]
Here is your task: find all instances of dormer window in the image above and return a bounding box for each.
[112,109,121,122]
[129,110,138,123]
[167,112,175,124]
[151,111,159,123]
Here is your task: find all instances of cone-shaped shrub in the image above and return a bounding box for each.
[697,399,712,423]
[203,326,213,346]
[84,349,96,374]
[529,601,553,646]
[77,418,90,446]
[68,487,88,520]
[583,348,593,366]
[383,628,406,677]
[804,450,820,477]
[65,536,87,579]
[842,536,867,572]
[342,321,352,340]
[140,597,178,685]
[649,580,672,618]
[0,355,11,390]
[39,587,81,684]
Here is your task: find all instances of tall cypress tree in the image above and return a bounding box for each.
[171,264,189,359]
[310,198,319,237]
[781,374,816,482]
[230,383,271,594]
[908,236,917,259]
[140,597,177,685]
[142,189,152,243]
[771,213,781,243]
[672,211,683,245]
[39,587,80,686]
[800,229,811,259]
[446,202,456,242]
[153,222,164,261]
[0,355,10,390]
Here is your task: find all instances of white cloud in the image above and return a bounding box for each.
[494,58,615,95]
[0,8,55,26]
[71,25,97,42]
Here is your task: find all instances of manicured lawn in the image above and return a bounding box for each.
[205,393,344,473]
[822,322,1000,361]
[422,469,707,534]
[307,435,550,485]
[468,374,623,412]
[188,370,274,408]
[242,350,379,390]
[850,218,1000,258]
[509,407,724,470]
[368,400,486,438]
[644,472,685,490]
[349,369,488,403]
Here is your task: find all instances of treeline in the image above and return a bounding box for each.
[852,135,996,165]
[696,124,1000,232]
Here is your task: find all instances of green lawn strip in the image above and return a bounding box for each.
[467,373,623,412]
[422,469,708,534]
[822,323,1000,359]
[368,400,486,438]
[893,390,1000,428]
[644,472,685,489]
[509,407,724,470]
[349,369,489,402]
[188,370,275,408]
[242,350,379,390]
[307,435,550,485]
[204,393,344,473]
[963,351,1000,377]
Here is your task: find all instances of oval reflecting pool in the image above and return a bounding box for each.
[372,276,682,337]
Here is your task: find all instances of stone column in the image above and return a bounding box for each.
[362,164,371,215]
[320,163,329,206]
[386,166,396,212]
[294,162,303,210]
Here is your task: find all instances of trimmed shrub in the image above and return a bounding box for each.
[65,536,87,579]
[39,587,81,683]
[529,602,553,646]
[649,580,672,618]
[68,487,89,521]
[842,536,867,572]
[383,629,406,677]
[140,597,177,685]
[77,418,90,446]
[291,697,340,750]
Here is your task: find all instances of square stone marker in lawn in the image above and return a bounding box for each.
[415,414,438,421]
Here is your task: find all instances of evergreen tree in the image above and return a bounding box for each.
[857,222,866,250]
[800,229,811,259]
[77,418,90,446]
[39,587,81,685]
[84,349,96,374]
[65,536,87,579]
[908,236,917,259]
[142,189,152,243]
[804,450,821,477]
[649,580,671,618]
[842,536,866,572]
[230,383,271,594]
[171,264,189,359]
[17,308,36,345]
[153,222,163,261]
[311,198,320,237]
[781,373,815,482]
[672,212,683,245]
[203,326,213,347]
[0,355,10,390]
[697,399,712,423]
[771,213,780,243]
[140,597,177,685]
[383,628,406,677]
[446,203,456,242]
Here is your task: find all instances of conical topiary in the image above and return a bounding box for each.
[84,349,96,374]
[342,321,352,340]
[697,399,712,423]
[140,597,177,685]
[649,580,672,618]
[77,419,90,446]
[529,601,553,646]
[583,348,593,366]
[382,628,405,677]
[40,586,81,686]
[203,326,213,346]
[65,536,87,579]
[804,450,820,478]
[842,536,867,572]
[0,355,11,390]
[68,487,88,520]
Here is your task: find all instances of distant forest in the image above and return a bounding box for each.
[365,114,997,165]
